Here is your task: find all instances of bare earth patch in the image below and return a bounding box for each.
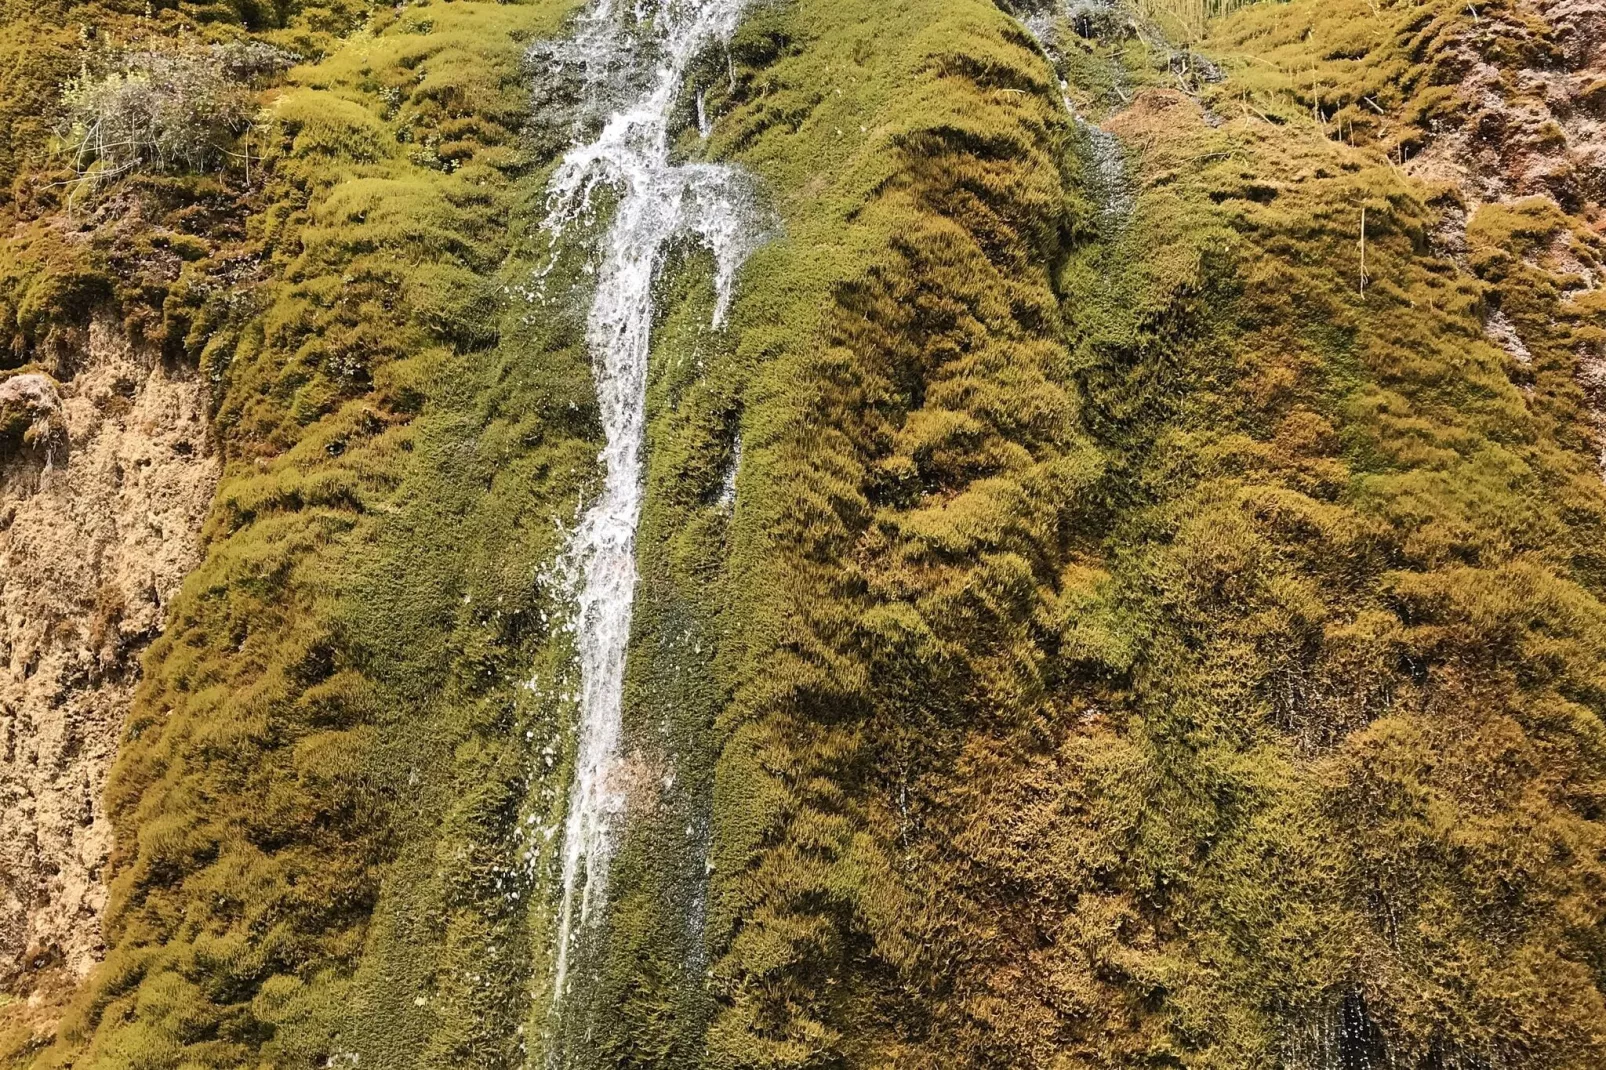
[0,317,217,1017]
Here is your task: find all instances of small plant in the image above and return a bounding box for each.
[56,42,294,186]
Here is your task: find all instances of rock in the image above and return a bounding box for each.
[0,316,218,997]
[0,373,65,458]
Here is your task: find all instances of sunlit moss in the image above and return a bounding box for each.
[648,0,1606,1066]
[3,0,1603,1065]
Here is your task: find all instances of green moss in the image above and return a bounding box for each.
[4,0,1603,1066]
[843,6,1606,1067]
[634,1,1110,1065]
[4,2,591,1067]
[598,0,1605,1066]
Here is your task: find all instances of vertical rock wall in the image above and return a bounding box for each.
[0,318,216,999]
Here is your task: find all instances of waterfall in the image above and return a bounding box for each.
[536,0,763,1011]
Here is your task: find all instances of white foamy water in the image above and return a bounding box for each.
[538,0,763,1007]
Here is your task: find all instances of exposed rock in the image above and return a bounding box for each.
[0,317,217,1000]
[1484,306,1534,365]
[1405,0,1606,477]
[1405,0,1606,212]
[0,375,66,461]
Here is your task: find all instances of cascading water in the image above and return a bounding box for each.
[1015,1,1134,224]
[535,0,763,1013]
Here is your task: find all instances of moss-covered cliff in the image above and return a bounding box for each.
[0,0,1602,1067]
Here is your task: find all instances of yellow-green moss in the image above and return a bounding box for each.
[630,0,1606,1067]
[4,0,1604,1066]
[5,3,589,1067]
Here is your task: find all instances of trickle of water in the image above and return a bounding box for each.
[1012,1,1134,224]
[537,0,765,1010]
[1076,118,1133,223]
[717,432,741,508]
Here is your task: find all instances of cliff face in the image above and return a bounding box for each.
[0,0,1603,1068]
[0,318,215,1027]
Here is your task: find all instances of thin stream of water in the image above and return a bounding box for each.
[536,0,762,1012]
[1017,1,1134,223]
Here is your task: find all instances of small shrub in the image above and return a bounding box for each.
[214,39,300,83]
[57,43,294,183]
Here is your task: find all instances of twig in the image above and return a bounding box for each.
[1359,204,1368,297]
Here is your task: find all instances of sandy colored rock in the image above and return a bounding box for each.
[1403,0,1606,211]
[0,317,217,995]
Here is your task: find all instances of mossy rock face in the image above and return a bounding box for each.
[0,1,584,1066]
[673,0,1606,1066]
[0,0,1603,1067]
